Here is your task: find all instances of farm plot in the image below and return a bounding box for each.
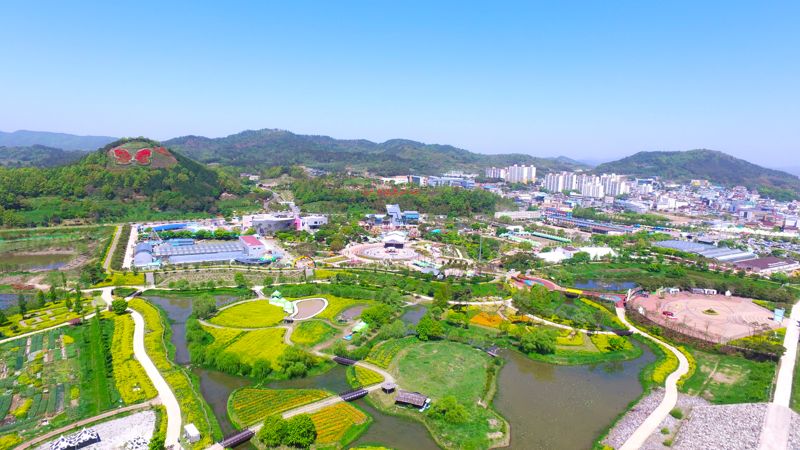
[347,366,384,388]
[228,388,331,427]
[365,337,417,369]
[210,301,286,328]
[310,403,371,446]
[291,320,337,347]
[220,328,288,367]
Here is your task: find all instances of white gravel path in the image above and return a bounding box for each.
[788,411,800,450]
[603,389,665,449]
[672,403,768,450]
[35,410,155,450]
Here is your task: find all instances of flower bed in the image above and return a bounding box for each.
[229,388,330,426]
[310,403,370,445]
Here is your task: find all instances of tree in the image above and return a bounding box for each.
[234,272,249,288]
[73,297,83,314]
[416,314,444,341]
[111,299,128,315]
[446,311,468,329]
[17,294,27,318]
[520,327,557,355]
[263,276,274,287]
[194,294,218,320]
[284,415,317,448]
[606,336,627,352]
[361,304,393,327]
[36,290,46,308]
[0,310,9,326]
[65,296,73,311]
[433,282,452,309]
[48,285,58,303]
[430,396,469,424]
[251,359,273,380]
[258,415,287,448]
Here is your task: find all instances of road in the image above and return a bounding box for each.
[14,401,158,450]
[102,224,123,271]
[617,307,690,450]
[757,301,800,450]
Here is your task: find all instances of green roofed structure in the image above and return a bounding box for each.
[269,290,295,314]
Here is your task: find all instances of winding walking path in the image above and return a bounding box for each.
[616,307,690,450]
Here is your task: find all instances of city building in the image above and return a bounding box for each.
[239,235,266,257]
[427,176,475,189]
[486,164,536,184]
[733,257,800,275]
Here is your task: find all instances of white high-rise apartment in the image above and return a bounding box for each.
[486,164,536,184]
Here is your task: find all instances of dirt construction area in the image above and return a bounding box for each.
[632,292,780,343]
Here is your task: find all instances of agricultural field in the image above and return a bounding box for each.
[291,320,337,347]
[228,388,330,427]
[110,314,157,403]
[129,298,219,448]
[201,325,245,354]
[680,347,776,404]
[210,300,286,328]
[347,365,384,387]
[310,403,371,447]
[0,315,122,442]
[0,298,85,339]
[365,337,418,369]
[217,327,288,367]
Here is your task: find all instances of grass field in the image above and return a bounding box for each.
[681,347,776,404]
[389,341,506,450]
[209,301,286,328]
[291,320,337,347]
[228,388,330,427]
[201,325,244,354]
[310,403,371,446]
[792,347,800,413]
[220,327,288,367]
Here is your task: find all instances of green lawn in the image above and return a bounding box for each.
[681,347,776,404]
[209,300,286,328]
[383,341,506,450]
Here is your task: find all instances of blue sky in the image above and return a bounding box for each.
[1,1,798,165]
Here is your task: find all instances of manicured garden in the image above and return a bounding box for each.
[228,388,330,426]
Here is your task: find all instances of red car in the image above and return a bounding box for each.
[662,311,675,318]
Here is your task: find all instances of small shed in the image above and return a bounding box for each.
[395,390,429,408]
[184,423,201,443]
[381,382,397,393]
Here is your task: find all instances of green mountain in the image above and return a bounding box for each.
[0,145,85,167]
[0,130,116,151]
[165,129,586,175]
[0,138,242,227]
[595,149,800,199]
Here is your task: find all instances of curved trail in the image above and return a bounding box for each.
[616,307,690,450]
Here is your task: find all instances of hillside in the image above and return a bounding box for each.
[165,129,586,175]
[0,138,243,227]
[595,149,800,199]
[0,145,85,167]
[0,130,116,151]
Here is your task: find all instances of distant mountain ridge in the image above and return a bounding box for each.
[0,145,85,167]
[164,129,588,175]
[595,149,800,198]
[0,130,116,151]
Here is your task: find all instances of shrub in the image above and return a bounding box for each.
[669,408,683,419]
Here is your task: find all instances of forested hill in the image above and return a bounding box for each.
[595,149,800,200]
[0,145,85,167]
[165,129,587,175]
[0,138,243,227]
[0,130,116,151]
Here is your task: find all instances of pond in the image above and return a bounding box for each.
[574,279,638,292]
[351,398,440,450]
[0,293,30,310]
[494,345,655,449]
[0,253,73,271]
[400,305,428,326]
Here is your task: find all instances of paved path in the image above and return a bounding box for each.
[102,225,123,271]
[130,308,182,448]
[617,307,690,450]
[757,301,800,450]
[14,400,158,450]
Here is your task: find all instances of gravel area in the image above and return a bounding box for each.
[672,403,767,450]
[789,411,800,450]
[36,410,156,450]
[603,389,665,449]
[641,394,710,450]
